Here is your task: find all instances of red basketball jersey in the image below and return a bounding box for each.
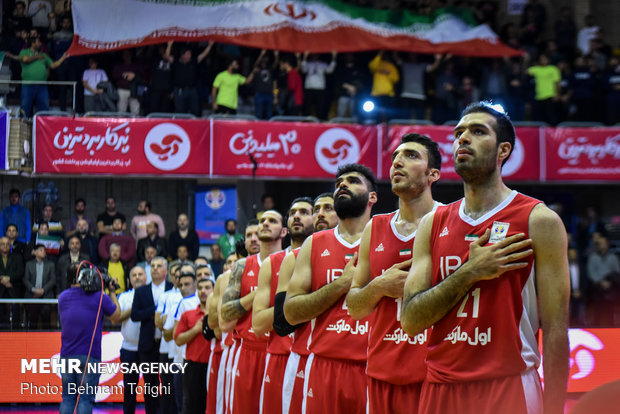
[288,248,312,357]
[267,249,293,355]
[367,211,428,385]
[307,227,371,362]
[427,191,541,383]
[234,254,269,345]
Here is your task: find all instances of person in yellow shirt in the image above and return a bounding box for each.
[368,51,400,120]
[527,53,561,125]
[104,243,128,294]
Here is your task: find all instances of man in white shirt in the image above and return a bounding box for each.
[118,266,147,414]
[82,58,109,112]
[300,50,337,120]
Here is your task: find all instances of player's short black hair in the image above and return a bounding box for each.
[336,164,377,192]
[399,133,442,171]
[460,102,515,165]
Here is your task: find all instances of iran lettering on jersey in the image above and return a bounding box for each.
[235,254,268,344]
[307,227,371,362]
[267,249,293,355]
[367,211,428,385]
[427,191,541,383]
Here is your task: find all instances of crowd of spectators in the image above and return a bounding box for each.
[0,1,619,124]
[0,188,237,330]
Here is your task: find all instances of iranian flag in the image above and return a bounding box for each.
[68,0,520,57]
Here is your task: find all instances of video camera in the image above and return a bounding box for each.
[77,266,120,293]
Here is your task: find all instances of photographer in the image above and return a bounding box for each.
[58,262,120,414]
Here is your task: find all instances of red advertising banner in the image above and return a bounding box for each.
[544,127,620,181]
[384,125,541,181]
[211,121,379,178]
[34,117,210,175]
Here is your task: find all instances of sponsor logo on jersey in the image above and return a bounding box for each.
[443,326,491,346]
[440,226,449,237]
[465,233,479,242]
[375,243,384,252]
[296,370,305,379]
[321,249,330,257]
[383,328,427,345]
[307,388,314,398]
[399,249,411,257]
[326,319,369,335]
[264,375,270,383]
[236,369,240,376]
[489,221,510,244]
[248,270,255,276]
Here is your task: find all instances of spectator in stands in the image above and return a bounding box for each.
[5,224,26,261]
[209,244,224,278]
[50,15,75,112]
[223,252,237,273]
[56,235,89,295]
[216,219,242,259]
[567,55,596,122]
[577,14,598,57]
[148,44,173,113]
[334,53,366,119]
[479,59,507,105]
[279,56,303,115]
[554,7,577,62]
[28,0,53,36]
[136,222,167,263]
[18,33,67,117]
[136,245,157,284]
[66,198,96,238]
[130,200,165,242]
[432,58,459,124]
[98,217,136,267]
[252,50,276,120]
[112,49,143,116]
[568,247,586,326]
[82,58,109,113]
[368,51,399,119]
[166,40,214,116]
[23,243,55,328]
[102,243,129,294]
[26,221,62,264]
[604,56,620,125]
[1,188,31,243]
[0,236,24,327]
[505,57,527,121]
[33,204,63,239]
[168,213,199,261]
[394,53,437,120]
[300,50,337,120]
[457,75,480,114]
[6,2,32,35]
[212,56,258,115]
[97,196,127,237]
[75,219,99,264]
[527,53,561,125]
[519,7,543,58]
[586,236,620,326]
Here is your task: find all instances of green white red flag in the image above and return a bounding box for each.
[68,0,521,57]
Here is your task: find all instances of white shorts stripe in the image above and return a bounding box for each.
[259,353,271,414]
[216,346,229,414]
[282,352,301,414]
[521,368,543,414]
[301,353,315,414]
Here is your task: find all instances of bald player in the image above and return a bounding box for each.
[346,133,441,413]
[284,164,378,413]
[252,197,314,414]
[221,211,287,414]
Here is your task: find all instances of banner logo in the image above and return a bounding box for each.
[501,136,525,177]
[264,3,317,21]
[205,189,226,210]
[314,128,360,174]
[568,329,604,380]
[144,123,190,171]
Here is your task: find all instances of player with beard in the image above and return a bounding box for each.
[252,197,314,414]
[273,193,339,414]
[221,212,287,414]
[401,102,569,414]
[344,134,441,413]
[284,164,377,414]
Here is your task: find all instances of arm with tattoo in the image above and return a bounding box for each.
[221,259,256,322]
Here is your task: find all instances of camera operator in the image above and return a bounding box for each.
[58,262,120,414]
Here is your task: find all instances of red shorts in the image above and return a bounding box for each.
[207,350,222,414]
[282,352,308,414]
[302,354,367,414]
[230,341,267,414]
[367,376,422,414]
[260,353,290,414]
[419,369,542,414]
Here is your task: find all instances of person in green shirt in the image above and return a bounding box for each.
[527,53,561,125]
[19,34,67,117]
[212,56,259,114]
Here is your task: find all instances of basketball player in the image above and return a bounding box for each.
[252,197,314,414]
[273,193,339,414]
[284,164,377,413]
[401,102,569,414]
[221,211,287,414]
[346,133,441,413]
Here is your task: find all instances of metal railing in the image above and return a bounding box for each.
[0,79,78,113]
